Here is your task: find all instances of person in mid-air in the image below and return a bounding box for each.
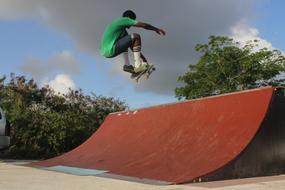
[100,10,166,74]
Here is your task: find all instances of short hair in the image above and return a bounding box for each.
[122,10,136,20]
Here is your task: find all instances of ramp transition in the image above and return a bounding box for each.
[31,87,285,184]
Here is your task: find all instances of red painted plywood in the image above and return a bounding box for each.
[32,87,274,183]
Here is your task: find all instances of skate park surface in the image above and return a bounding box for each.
[31,87,285,184]
[2,87,285,189]
[1,160,285,190]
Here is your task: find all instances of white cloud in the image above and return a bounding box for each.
[1,0,269,95]
[47,74,75,94]
[231,19,273,50]
[20,50,80,82]
[0,1,37,19]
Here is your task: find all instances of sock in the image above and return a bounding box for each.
[122,51,130,66]
[134,52,141,68]
[133,46,142,68]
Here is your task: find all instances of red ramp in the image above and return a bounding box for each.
[31,87,285,184]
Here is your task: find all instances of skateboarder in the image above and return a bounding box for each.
[100,10,166,74]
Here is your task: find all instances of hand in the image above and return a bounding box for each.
[155,28,166,36]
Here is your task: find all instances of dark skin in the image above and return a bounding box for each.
[121,16,166,68]
[127,21,166,62]
[134,22,166,35]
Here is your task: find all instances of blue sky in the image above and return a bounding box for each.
[0,19,174,108]
[254,0,285,50]
[0,20,71,73]
[0,0,283,109]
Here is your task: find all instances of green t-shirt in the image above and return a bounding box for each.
[100,17,138,58]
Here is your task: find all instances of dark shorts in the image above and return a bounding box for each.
[112,35,133,57]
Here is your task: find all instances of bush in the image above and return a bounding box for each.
[0,74,127,159]
[176,36,285,100]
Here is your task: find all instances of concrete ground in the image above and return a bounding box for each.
[1,160,285,190]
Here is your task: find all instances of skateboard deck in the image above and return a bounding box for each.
[131,64,156,83]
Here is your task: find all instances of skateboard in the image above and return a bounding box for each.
[131,64,156,83]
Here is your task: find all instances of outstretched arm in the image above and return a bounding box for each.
[134,22,166,35]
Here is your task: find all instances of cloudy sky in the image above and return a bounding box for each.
[0,0,284,108]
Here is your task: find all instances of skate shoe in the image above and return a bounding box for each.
[134,63,148,73]
[123,65,135,73]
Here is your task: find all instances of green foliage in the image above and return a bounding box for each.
[0,74,127,159]
[175,36,285,100]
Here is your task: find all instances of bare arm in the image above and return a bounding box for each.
[134,22,166,35]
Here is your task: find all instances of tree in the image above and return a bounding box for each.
[0,74,127,159]
[175,36,285,100]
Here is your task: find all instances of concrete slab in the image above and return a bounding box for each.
[1,160,285,190]
[32,87,283,184]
